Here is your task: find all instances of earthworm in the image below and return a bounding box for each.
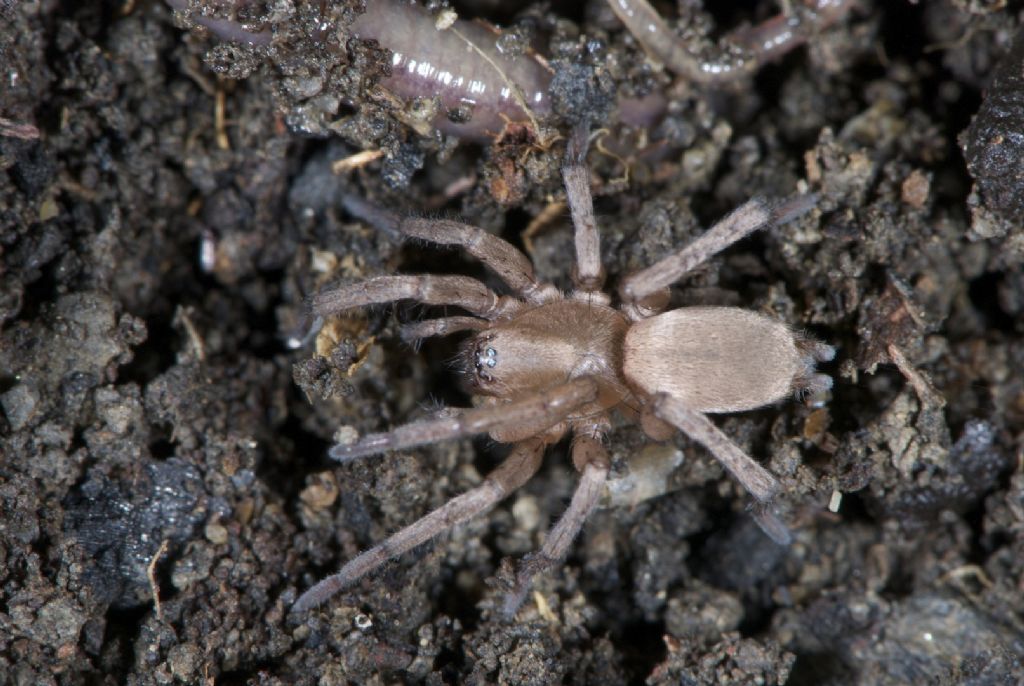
[348,0,552,140]
[164,0,550,139]
[606,0,856,83]
[164,0,855,140]
[164,0,272,46]
[350,0,856,136]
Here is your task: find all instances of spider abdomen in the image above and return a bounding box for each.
[622,307,806,413]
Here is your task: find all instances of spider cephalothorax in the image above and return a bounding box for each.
[292,126,833,615]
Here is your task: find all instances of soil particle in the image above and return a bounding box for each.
[836,594,1023,686]
[63,458,206,607]
[647,632,794,685]
[961,24,1024,242]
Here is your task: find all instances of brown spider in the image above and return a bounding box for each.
[291,126,834,615]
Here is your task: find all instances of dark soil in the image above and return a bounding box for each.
[2,1,1023,684]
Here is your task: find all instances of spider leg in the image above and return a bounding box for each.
[328,377,598,462]
[399,316,487,346]
[291,436,548,614]
[312,274,522,320]
[652,393,792,545]
[562,124,606,295]
[619,194,817,315]
[342,194,557,304]
[504,432,610,615]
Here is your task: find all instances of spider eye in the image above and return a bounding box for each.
[467,337,499,384]
[476,345,498,379]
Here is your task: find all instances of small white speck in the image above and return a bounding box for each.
[828,489,842,513]
[333,425,360,446]
[435,9,457,31]
[199,231,216,273]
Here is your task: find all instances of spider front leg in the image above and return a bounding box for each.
[653,394,792,545]
[619,194,818,318]
[329,378,599,462]
[341,194,557,304]
[291,436,549,614]
[312,274,521,321]
[399,316,487,347]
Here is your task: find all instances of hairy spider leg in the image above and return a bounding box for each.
[291,437,549,614]
[399,316,488,347]
[328,378,599,462]
[503,432,611,615]
[653,393,792,545]
[562,124,606,294]
[312,273,522,321]
[341,194,558,304]
[619,194,818,318]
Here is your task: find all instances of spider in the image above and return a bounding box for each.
[291,125,834,615]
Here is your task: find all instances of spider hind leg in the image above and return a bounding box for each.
[291,437,547,614]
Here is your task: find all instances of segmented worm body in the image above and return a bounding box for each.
[350,0,552,140]
[606,0,856,83]
[165,0,272,46]
[165,0,856,140]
